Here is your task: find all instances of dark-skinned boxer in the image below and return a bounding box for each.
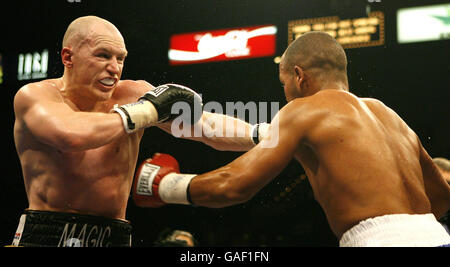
[133,32,450,247]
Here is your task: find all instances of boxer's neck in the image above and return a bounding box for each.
[59,76,110,112]
[317,80,349,92]
[302,79,349,98]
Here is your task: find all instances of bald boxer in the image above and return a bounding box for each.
[134,32,450,247]
[12,16,258,247]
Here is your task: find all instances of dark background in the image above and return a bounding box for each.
[1,0,448,247]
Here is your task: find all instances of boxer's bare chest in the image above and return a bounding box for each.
[56,134,140,177]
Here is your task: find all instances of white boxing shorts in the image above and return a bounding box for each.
[339,213,450,247]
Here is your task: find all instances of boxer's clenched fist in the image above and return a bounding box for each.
[112,84,203,133]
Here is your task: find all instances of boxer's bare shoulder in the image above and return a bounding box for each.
[113,79,155,102]
[14,79,64,113]
[280,90,363,141]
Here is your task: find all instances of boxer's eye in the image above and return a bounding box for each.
[97,53,110,59]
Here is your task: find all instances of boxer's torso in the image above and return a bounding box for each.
[14,78,146,220]
[293,90,431,237]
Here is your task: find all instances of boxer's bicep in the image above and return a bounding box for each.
[14,85,74,149]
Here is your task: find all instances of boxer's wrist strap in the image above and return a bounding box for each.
[251,123,270,145]
[111,100,159,133]
[113,107,136,133]
[186,182,194,205]
[159,173,197,205]
[251,124,260,145]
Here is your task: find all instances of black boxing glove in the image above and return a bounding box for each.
[112,84,203,133]
[140,84,202,123]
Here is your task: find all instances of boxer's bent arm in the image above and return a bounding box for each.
[418,137,450,219]
[157,111,255,151]
[188,100,317,207]
[14,85,126,152]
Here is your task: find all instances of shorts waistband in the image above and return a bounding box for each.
[339,213,450,247]
[12,210,132,247]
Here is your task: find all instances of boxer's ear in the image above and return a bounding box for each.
[293,65,304,90]
[61,47,73,68]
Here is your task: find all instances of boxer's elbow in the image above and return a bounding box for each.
[191,168,257,208]
[53,122,103,152]
[203,189,251,209]
[213,172,255,207]
[53,128,88,152]
[221,188,253,207]
[32,118,80,152]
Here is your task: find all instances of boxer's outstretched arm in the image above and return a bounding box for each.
[189,99,319,207]
[157,111,259,152]
[14,84,126,152]
[195,111,256,151]
[132,99,325,208]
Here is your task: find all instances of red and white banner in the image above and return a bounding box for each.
[168,25,277,65]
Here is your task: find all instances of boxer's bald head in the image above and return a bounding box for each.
[62,16,125,50]
[60,16,128,102]
[279,32,348,99]
[282,31,348,78]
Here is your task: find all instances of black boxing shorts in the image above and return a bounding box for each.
[11,210,132,247]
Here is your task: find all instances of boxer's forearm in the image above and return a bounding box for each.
[197,112,255,151]
[158,111,255,151]
[188,167,252,208]
[26,108,126,152]
[56,112,127,151]
[188,161,273,208]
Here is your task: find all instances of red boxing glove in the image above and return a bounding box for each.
[132,153,196,208]
[133,153,180,207]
